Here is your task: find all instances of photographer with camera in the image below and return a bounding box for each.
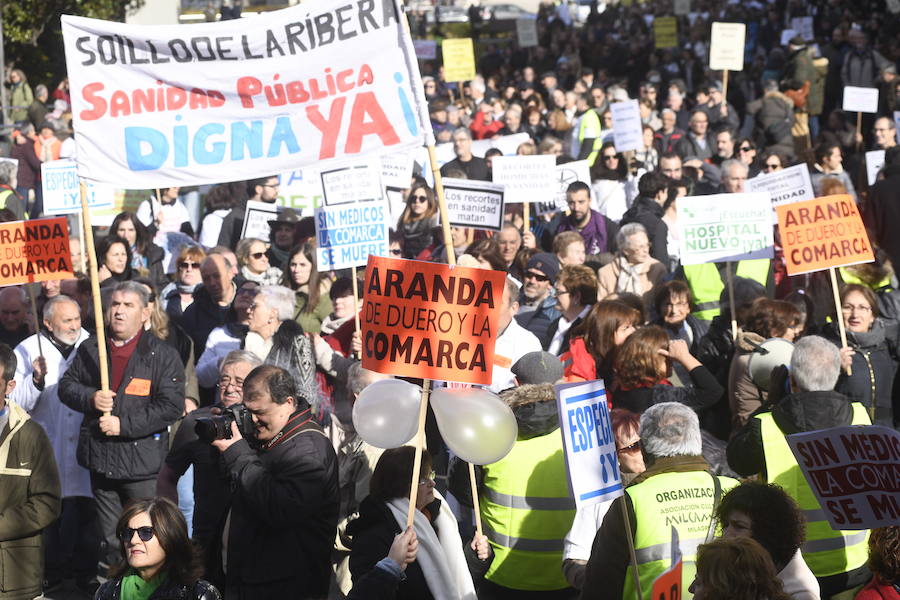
[156,349,262,552]
[209,364,339,600]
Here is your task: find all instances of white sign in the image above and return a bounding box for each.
[677,193,775,264]
[41,159,114,215]
[315,199,391,270]
[866,150,885,186]
[516,19,538,48]
[709,22,746,71]
[843,86,879,114]
[787,425,900,530]
[277,168,323,214]
[674,0,690,15]
[240,200,279,241]
[381,151,415,189]
[555,380,623,509]
[61,0,430,188]
[491,155,556,203]
[790,17,814,41]
[320,159,384,206]
[442,178,505,231]
[610,99,644,153]
[413,39,437,60]
[780,29,799,47]
[746,163,815,218]
[537,160,592,215]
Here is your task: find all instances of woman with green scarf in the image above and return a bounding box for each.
[95,498,220,600]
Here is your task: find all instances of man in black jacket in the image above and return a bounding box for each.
[59,281,185,571]
[620,171,670,267]
[183,254,237,355]
[211,364,339,599]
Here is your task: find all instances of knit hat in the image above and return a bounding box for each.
[512,351,564,385]
[525,253,560,284]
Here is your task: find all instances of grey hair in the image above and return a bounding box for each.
[790,336,841,392]
[721,159,749,178]
[470,76,486,94]
[452,127,472,141]
[43,294,79,322]
[660,108,676,118]
[0,162,16,186]
[640,402,703,458]
[0,286,26,304]
[35,84,48,97]
[347,362,388,397]
[617,222,648,250]
[112,281,151,307]
[235,237,266,266]
[219,349,262,373]
[256,285,295,321]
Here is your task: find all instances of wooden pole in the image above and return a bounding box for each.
[829,267,852,376]
[726,262,738,341]
[856,112,863,154]
[621,499,643,599]
[78,211,86,273]
[523,201,530,236]
[469,461,483,537]
[722,70,729,105]
[427,145,456,266]
[80,182,111,415]
[407,379,431,528]
[466,227,474,246]
[351,266,362,359]
[26,285,43,357]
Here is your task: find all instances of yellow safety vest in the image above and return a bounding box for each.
[838,267,892,292]
[623,470,739,600]
[578,109,604,167]
[480,429,576,591]
[757,403,870,578]
[682,260,770,322]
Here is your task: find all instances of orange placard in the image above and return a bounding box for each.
[0,217,74,286]
[651,556,683,600]
[124,378,151,396]
[776,194,874,276]
[362,256,505,385]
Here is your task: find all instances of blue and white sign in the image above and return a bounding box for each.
[315,199,391,271]
[41,159,114,216]
[555,379,624,508]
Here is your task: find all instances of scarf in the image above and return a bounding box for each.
[244,330,273,361]
[175,281,199,295]
[120,569,166,600]
[848,320,886,350]
[614,256,649,295]
[386,494,477,600]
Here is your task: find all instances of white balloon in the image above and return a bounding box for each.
[430,388,518,465]
[352,379,422,448]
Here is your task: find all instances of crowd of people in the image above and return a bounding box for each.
[2,0,900,599]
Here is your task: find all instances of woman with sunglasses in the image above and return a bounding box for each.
[397,182,439,259]
[735,138,761,177]
[160,246,207,323]
[591,142,630,222]
[759,150,785,173]
[96,497,220,600]
[235,238,283,285]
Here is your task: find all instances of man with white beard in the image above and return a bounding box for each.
[12,294,97,594]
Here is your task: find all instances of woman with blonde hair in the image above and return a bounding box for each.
[236,238,282,285]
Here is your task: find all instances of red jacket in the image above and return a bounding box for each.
[855,578,900,600]
[469,111,504,140]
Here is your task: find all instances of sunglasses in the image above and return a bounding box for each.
[617,440,641,454]
[763,163,780,169]
[524,271,550,282]
[603,154,618,160]
[739,146,753,152]
[418,470,437,485]
[178,261,199,270]
[390,249,403,256]
[119,526,154,543]
[410,195,429,204]
[250,252,267,260]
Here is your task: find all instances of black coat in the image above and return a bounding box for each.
[95,578,220,600]
[182,285,233,361]
[215,412,339,597]
[611,366,723,415]
[864,167,900,271]
[619,196,670,266]
[59,331,185,480]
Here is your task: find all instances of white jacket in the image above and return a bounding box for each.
[12,329,92,498]
[489,318,542,393]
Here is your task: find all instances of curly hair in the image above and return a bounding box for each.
[868,526,900,583]
[614,325,669,389]
[695,537,792,600]
[715,482,805,569]
[743,298,802,339]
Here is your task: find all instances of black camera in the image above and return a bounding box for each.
[195,404,255,443]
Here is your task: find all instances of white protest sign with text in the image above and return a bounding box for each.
[673,0,690,16]
[442,178,505,231]
[315,199,391,271]
[381,151,415,189]
[745,163,815,220]
[555,380,623,509]
[677,193,774,264]
[241,200,279,240]
[787,425,900,529]
[866,150,885,186]
[537,159,592,215]
[492,155,556,203]
[790,17,814,41]
[843,87,879,114]
[320,158,384,206]
[709,22,746,71]
[516,19,538,48]
[61,0,430,188]
[277,168,323,214]
[610,99,644,153]
[41,159,115,215]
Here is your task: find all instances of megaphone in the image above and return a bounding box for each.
[748,338,795,391]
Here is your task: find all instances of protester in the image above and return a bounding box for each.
[183,254,237,356]
[7,68,33,122]
[553,231,587,267]
[441,128,488,181]
[546,264,598,355]
[691,537,793,600]
[236,238,283,286]
[279,242,331,334]
[620,171,671,266]
[652,280,709,383]
[136,187,193,237]
[397,182,439,259]
[161,246,207,324]
[96,234,135,287]
[217,176,280,248]
[810,142,857,202]
[110,211,167,290]
[555,181,619,263]
[857,527,900,600]
[515,253,562,343]
[320,277,358,337]
[489,278,543,393]
[561,299,640,384]
[597,223,667,313]
[0,286,31,348]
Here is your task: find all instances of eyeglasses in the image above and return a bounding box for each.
[738,146,753,152]
[389,248,403,256]
[178,261,199,270]
[418,470,437,486]
[250,252,267,260]
[410,194,429,204]
[261,183,280,189]
[524,271,550,282]
[617,440,641,454]
[218,376,244,389]
[763,162,781,170]
[119,526,154,543]
[841,304,872,313]
[556,289,570,296]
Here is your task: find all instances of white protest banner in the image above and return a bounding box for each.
[677,193,775,264]
[537,160,592,215]
[516,18,538,48]
[241,200,279,240]
[435,133,531,165]
[41,159,115,216]
[61,0,431,188]
[842,87,879,114]
[555,380,623,509]
[709,22,746,71]
[381,151,415,189]
[315,199,391,270]
[442,178,505,231]
[780,29,799,47]
[610,99,643,153]
[413,39,437,60]
[745,163,815,218]
[320,158,383,206]
[866,150,885,186]
[787,425,900,529]
[790,17,814,41]
[895,111,900,145]
[277,168,323,214]
[492,155,556,203]
[673,0,690,16]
